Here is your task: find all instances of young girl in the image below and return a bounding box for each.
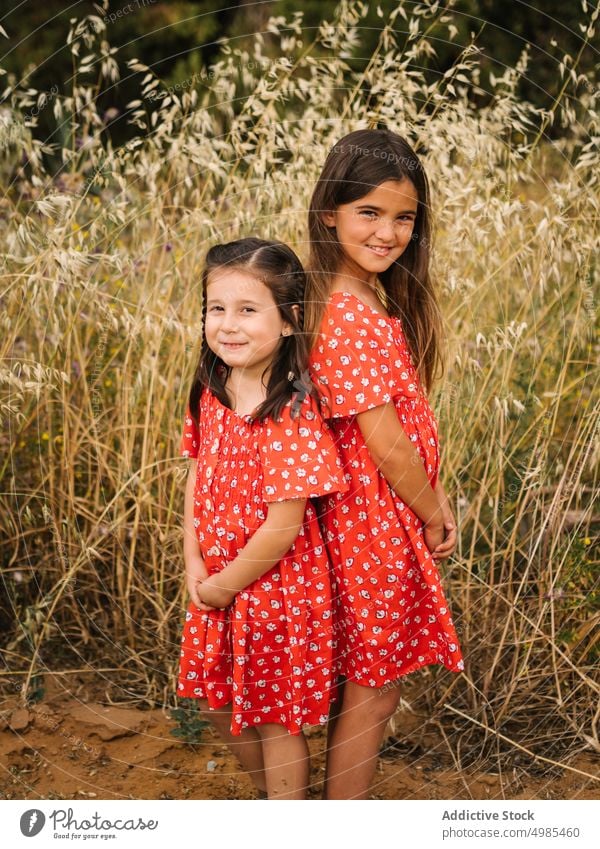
[177,237,347,800]
[305,128,465,799]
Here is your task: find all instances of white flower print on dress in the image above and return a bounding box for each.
[177,389,349,735]
[308,291,464,685]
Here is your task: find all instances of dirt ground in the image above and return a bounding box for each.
[1,676,598,801]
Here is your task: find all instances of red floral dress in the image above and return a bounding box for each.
[308,291,464,688]
[177,388,348,735]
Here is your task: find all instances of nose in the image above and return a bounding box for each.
[374,217,395,241]
[220,310,239,333]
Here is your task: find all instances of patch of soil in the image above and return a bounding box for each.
[0,676,598,801]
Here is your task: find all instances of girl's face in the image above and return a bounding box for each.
[205,269,293,377]
[321,179,419,284]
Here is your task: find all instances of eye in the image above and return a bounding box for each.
[208,305,224,312]
[396,215,415,223]
[241,306,256,313]
[359,210,378,219]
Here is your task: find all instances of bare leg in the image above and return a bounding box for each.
[255,724,310,800]
[324,680,401,800]
[327,675,346,730]
[198,701,266,795]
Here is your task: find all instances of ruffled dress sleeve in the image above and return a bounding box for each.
[309,294,419,419]
[259,393,349,503]
[179,405,200,459]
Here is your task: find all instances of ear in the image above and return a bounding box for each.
[281,304,300,337]
[320,210,336,228]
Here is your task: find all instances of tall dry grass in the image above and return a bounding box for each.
[1,1,598,775]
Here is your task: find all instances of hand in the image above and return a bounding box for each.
[185,554,213,611]
[431,481,458,562]
[197,574,236,610]
[424,521,444,554]
[431,514,457,562]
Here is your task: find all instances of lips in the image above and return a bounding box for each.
[366,244,393,256]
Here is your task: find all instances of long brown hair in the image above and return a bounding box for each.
[188,238,310,424]
[306,128,442,390]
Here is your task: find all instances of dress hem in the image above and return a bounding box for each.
[176,686,332,737]
[336,653,465,689]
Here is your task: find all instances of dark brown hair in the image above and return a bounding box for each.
[306,128,442,390]
[188,238,310,424]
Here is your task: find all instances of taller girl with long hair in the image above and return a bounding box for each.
[305,128,464,799]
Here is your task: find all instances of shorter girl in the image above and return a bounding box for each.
[177,238,347,800]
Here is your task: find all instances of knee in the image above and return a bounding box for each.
[254,722,290,742]
[345,683,401,726]
[372,695,400,726]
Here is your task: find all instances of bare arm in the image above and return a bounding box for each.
[356,403,444,548]
[183,460,208,608]
[197,499,307,608]
[432,477,458,561]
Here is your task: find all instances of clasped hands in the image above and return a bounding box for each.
[185,555,236,611]
[427,480,458,562]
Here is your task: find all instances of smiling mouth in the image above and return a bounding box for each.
[220,341,247,349]
[366,245,394,256]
